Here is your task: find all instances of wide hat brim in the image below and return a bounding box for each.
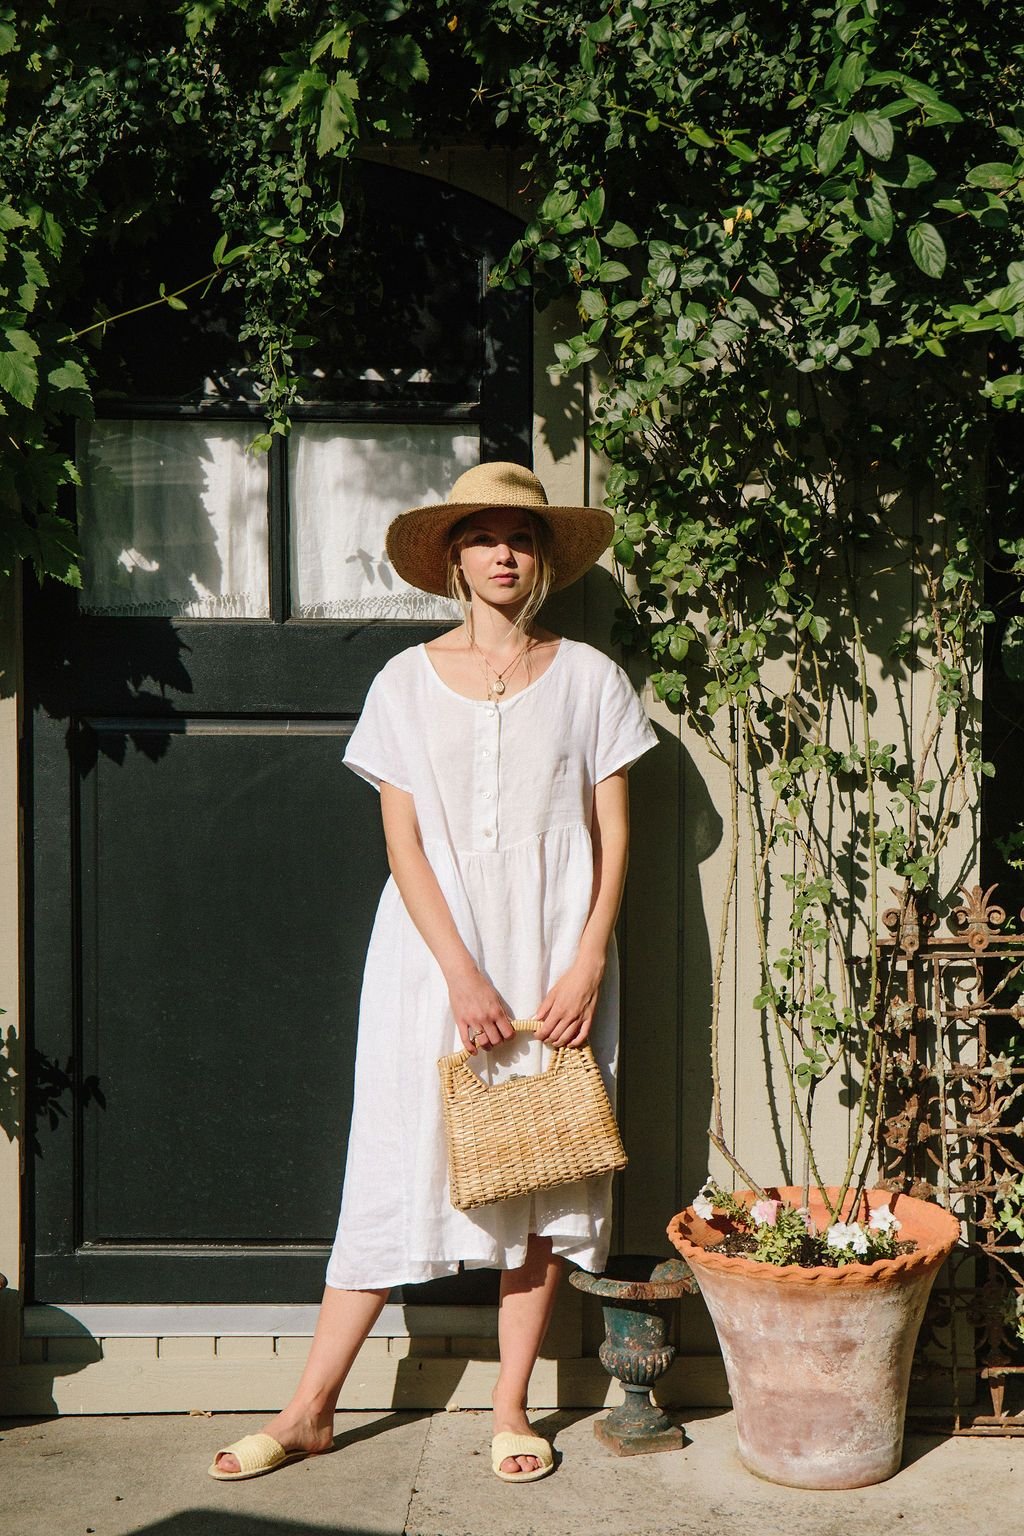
[386,500,615,597]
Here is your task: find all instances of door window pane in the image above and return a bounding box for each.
[77,421,270,617]
[289,423,478,620]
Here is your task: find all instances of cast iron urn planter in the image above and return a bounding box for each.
[570,1254,695,1455]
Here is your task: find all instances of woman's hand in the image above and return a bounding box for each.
[534,949,606,1047]
[448,966,514,1055]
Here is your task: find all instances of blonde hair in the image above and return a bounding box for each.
[445,509,554,637]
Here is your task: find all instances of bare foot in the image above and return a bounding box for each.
[213,1408,335,1475]
[492,1395,544,1476]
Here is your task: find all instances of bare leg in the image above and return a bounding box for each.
[492,1235,564,1475]
[213,1284,387,1473]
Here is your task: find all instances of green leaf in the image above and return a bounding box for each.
[0,346,37,407]
[310,23,351,63]
[183,0,224,40]
[687,125,715,149]
[540,188,576,221]
[922,101,963,125]
[212,232,228,264]
[603,221,638,248]
[0,203,26,232]
[571,99,602,125]
[901,78,943,108]
[776,204,809,235]
[837,52,867,102]
[908,222,947,278]
[582,187,606,225]
[321,201,345,236]
[760,127,791,155]
[900,154,936,188]
[22,250,46,287]
[855,180,894,243]
[0,20,15,54]
[598,260,631,283]
[7,329,39,359]
[817,117,852,174]
[851,111,894,160]
[586,14,613,43]
[966,162,1018,190]
[48,361,89,393]
[747,261,780,298]
[317,78,359,157]
[1002,616,1024,680]
[727,139,758,164]
[165,294,188,311]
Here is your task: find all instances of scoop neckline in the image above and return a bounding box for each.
[419,637,569,705]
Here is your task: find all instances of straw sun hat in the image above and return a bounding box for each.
[385,461,614,597]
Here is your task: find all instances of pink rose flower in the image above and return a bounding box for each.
[750,1198,781,1227]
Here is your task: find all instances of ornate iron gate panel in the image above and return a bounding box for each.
[878,885,1024,1433]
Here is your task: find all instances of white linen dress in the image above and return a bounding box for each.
[325,638,658,1289]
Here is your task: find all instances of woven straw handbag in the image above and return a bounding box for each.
[437,1020,628,1212]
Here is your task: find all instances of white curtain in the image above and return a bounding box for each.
[289,423,478,620]
[77,420,270,618]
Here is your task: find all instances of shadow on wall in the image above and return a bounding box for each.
[0,1034,105,1154]
[564,564,724,1247]
[1,1304,101,1417]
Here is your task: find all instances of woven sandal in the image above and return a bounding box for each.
[491,1431,555,1483]
[207,1432,308,1481]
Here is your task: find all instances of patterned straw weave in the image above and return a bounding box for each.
[438,1020,627,1212]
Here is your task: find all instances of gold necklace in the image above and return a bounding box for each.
[471,636,532,699]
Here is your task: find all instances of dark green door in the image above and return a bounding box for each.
[25,165,530,1304]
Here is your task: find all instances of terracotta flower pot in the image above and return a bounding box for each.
[667,1186,960,1490]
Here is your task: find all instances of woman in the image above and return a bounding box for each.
[209,461,657,1484]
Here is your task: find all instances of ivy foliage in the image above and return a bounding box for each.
[3,0,1024,1202]
[0,0,507,583]
[482,0,1024,1201]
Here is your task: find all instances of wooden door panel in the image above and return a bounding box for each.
[79,720,371,1249]
[25,163,531,1306]
[31,710,390,1301]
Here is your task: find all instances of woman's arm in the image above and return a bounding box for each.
[380,782,514,1054]
[534,768,630,1046]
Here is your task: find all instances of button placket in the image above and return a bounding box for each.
[477,703,501,848]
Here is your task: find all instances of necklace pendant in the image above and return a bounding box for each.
[491,678,505,696]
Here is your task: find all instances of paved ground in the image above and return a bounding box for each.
[0,1407,1018,1536]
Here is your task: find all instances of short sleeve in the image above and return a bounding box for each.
[593,662,659,783]
[343,664,413,794]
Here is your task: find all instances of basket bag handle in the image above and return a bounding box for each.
[440,1018,573,1084]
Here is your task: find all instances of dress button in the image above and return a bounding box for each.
[482,790,493,800]
[482,749,491,759]
[483,827,495,838]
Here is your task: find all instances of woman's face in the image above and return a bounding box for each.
[456,508,538,607]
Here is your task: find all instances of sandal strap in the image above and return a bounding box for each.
[214,1433,286,1475]
[491,1432,553,1472]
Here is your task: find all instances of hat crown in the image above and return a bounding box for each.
[447,461,549,508]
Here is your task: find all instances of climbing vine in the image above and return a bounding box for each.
[486,0,1024,1210]
[3,0,1024,1211]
